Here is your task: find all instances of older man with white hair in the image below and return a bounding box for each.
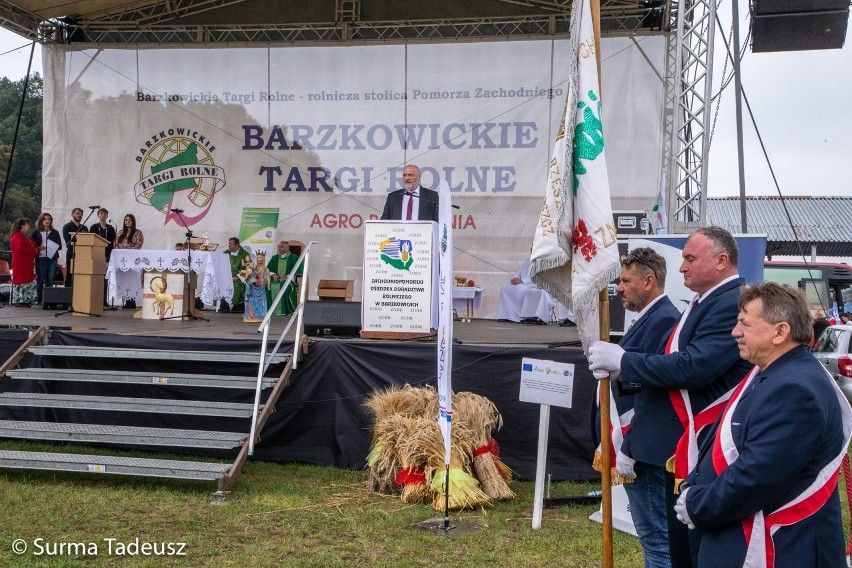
[675,282,852,567]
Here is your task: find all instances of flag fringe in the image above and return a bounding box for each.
[573,261,619,354]
[529,255,571,308]
[592,450,635,486]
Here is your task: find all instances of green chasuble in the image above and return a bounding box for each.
[225,247,250,305]
[267,252,302,315]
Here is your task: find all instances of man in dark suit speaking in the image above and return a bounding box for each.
[380,164,439,222]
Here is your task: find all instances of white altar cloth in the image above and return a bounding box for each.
[106,250,233,305]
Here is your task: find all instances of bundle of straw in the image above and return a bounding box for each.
[387,415,433,503]
[364,385,513,509]
[364,385,425,420]
[367,416,407,494]
[408,418,487,511]
[364,385,427,493]
[453,392,515,500]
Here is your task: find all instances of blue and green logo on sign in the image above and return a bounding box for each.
[379,237,414,271]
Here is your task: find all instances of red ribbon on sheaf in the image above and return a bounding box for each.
[474,437,501,457]
[395,467,426,486]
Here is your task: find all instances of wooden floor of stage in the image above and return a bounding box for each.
[0,303,582,346]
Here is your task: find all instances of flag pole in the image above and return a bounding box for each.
[598,290,614,568]
[590,0,614,565]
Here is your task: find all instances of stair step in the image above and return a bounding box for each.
[5,368,276,390]
[0,393,259,418]
[0,450,231,481]
[0,421,246,449]
[27,345,289,365]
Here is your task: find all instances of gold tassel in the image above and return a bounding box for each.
[665,456,684,494]
[592,449,634,486]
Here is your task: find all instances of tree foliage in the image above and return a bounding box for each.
[0,73,43,253]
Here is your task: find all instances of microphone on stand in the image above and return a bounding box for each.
[89,205,100,209]
[170,208,184,213]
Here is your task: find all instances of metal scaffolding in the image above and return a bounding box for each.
[664,0,716,232]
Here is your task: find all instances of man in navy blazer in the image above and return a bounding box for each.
[380,164,439,223]
[590,226,752,568]
[675,282,851,568]
[609,247,681,568]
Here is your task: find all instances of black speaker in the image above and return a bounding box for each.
[43,286,72,310]
[303,300,361,337]
[753,11,848,51]
[752,0,849,52]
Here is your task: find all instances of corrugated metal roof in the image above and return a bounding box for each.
[707,197,852,258]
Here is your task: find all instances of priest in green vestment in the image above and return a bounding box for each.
[267,240,303,315]
[224,237,250,311]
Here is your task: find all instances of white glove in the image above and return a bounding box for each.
[615,451,637,480]
[589,341,625,376]
[674,487,695,529]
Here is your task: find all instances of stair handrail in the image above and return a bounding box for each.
[249,240,314,455]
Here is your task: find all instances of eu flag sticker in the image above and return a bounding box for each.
[522,363,533,372]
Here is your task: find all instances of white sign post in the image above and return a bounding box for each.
[519,357,575,529]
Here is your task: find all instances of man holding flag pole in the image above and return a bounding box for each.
[529,0,620,563]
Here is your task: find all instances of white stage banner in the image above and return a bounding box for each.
[42,38,665,317]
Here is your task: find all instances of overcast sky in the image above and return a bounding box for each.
[1,19,850,200]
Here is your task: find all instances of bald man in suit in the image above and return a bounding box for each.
[380,164,439,223]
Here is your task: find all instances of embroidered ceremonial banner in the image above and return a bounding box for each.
[528,0,620,354]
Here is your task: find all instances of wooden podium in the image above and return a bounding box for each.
[71,233,109,316]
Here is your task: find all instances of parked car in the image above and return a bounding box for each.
[812,325,852,404]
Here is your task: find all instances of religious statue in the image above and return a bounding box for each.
[240,252,270,323]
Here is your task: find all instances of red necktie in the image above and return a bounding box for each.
[405,192,414,220]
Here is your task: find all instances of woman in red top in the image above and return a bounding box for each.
[10,218,40,306]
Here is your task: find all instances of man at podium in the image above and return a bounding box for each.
[380,164,439,223]
[89,208,116,260]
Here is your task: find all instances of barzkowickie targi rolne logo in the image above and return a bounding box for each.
[134,129,226,227]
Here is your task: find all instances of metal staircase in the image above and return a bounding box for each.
[0,326,308,490]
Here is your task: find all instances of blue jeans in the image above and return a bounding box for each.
[624,461,672,568]
[35,257,57,303]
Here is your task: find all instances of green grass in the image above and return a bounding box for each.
[0,441,645,568]
[3,441,851,567]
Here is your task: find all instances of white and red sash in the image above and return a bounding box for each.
[712,365,852,568]
[593,381,635,484]
[664,298,737,485]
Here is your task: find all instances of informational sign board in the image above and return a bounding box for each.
[361,221,436,336]
[238,207,280,259]
[519,357,575,408]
